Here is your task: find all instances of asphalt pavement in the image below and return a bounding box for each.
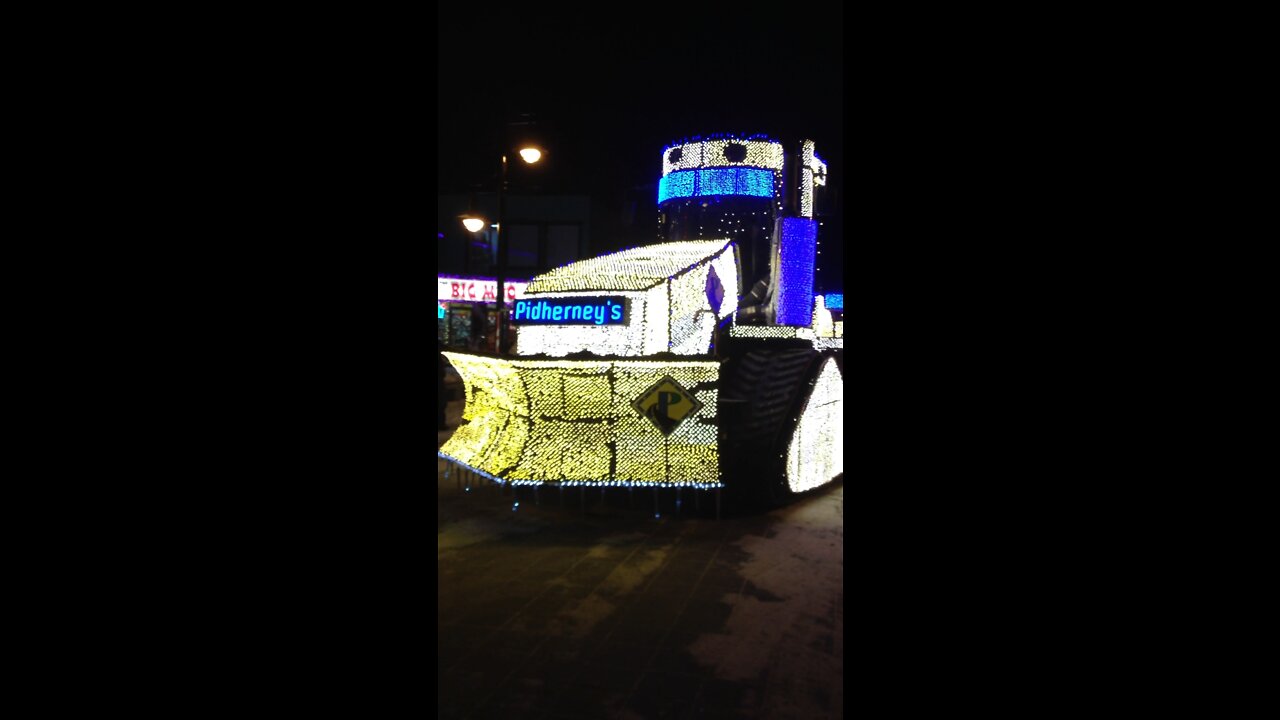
[437,397,844,719]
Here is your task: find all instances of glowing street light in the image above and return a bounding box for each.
[458,146,542,235]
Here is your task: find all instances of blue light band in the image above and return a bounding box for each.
[776,218,818,326]
[823,293,843,310]
[657,168,775,204]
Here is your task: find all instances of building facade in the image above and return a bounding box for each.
[437,193,590,352]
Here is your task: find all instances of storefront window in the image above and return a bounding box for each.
[447,308,471,350]
[437,277,530,354]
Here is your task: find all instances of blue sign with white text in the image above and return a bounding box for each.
[511,297,629,326]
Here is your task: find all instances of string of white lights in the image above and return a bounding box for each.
[786,357,843,492]
[518,240,737,357]
[728,324,801,338]
[662,139,785,177]
[525,240,733,294]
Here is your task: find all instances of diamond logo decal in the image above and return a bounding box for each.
[632,375,703,435]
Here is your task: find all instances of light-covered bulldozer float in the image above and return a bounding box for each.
[440,134,842,514]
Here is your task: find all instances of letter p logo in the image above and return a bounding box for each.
[632,376,702,436]
[657,392,682,417]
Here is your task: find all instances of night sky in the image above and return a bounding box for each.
[437,4,845,292]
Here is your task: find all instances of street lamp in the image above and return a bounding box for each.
[460,144,542,354]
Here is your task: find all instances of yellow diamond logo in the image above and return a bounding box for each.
[632,375,703,435]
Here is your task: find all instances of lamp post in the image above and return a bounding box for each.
[461,145,541,354]
[495,153,510,354]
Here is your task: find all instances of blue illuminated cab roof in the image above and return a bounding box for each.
[658,135,783,205]
[658,168,774,203]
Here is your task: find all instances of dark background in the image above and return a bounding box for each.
[437,4,845,291]
[76,7,1198,710]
